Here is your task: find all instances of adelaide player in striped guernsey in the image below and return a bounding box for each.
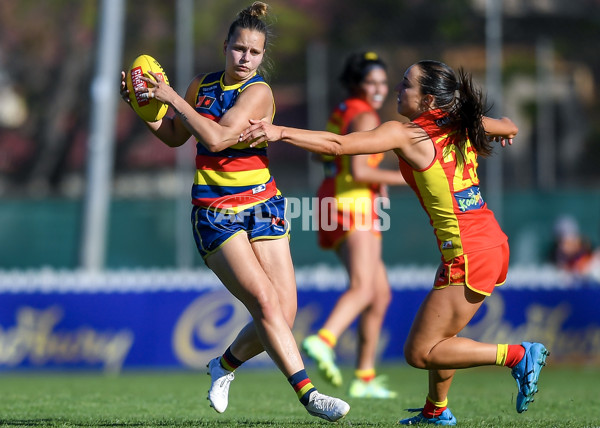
[119,1,349,422]
[241,60,549,425]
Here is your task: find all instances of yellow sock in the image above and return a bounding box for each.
[355,368,376,382]
[426,395,448,408]
[317,328,337,347]
[496,344,508,366]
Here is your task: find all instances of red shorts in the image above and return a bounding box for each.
[433,240,509,296]
[317,208,381,249]
[316,179,381,250]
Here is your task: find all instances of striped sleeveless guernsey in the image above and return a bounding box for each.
[192,71,279,211]
[397,109,507,261]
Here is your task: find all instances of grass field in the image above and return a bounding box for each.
[0,364,598,427]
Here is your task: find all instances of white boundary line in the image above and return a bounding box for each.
[0,264,581,293]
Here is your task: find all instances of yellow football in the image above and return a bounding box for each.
[126,54,170,122]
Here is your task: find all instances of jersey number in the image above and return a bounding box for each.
[442,140,479,191]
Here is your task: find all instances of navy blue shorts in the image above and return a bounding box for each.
[191,195,290,259]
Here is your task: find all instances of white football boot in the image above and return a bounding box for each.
[304,391,350,422]
[207,357,235,413]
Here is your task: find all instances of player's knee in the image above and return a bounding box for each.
[348,280,375,301]
[248,288,279,321]
[404,353,428,369]
[377,285,392,308]
[282,305,297,329]
[403,344,428,369]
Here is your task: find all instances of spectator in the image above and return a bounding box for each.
[551,215,594,275]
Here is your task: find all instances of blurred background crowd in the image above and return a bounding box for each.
[1,0,600,274]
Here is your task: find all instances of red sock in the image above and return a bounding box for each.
[505,344,526,368]
[422,396,447,419]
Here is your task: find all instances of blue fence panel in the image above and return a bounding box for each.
[0,268,598,372]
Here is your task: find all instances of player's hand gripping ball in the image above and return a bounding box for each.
[126,54,169,122]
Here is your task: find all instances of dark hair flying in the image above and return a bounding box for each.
[416,60,492,157]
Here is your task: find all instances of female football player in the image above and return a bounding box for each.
[119,2,349,422]
[240,59,548,425]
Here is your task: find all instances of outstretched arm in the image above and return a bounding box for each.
[483,116,518,147]
[346,111,406,186]
[240,119,409,156]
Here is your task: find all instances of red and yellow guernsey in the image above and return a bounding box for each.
[192,71,278,212]
[398,109,507,261]
[319,98,384,213]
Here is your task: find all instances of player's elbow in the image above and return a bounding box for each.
[204,143,222,153]
[203,139,230,153]
[506,123,518,138]
[501,117,519,138]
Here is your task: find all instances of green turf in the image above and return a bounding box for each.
[0,364,598,427]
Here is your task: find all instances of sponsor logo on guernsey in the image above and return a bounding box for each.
[454,186,484,212]
[196,95,216,109]
[252,183,266,194]
[442,240,454,249]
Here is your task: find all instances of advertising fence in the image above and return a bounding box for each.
[0,266,598,372]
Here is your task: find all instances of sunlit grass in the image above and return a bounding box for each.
[0,364,597,427]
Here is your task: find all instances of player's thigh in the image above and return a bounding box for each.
[251,237,298,321]
[337,230,382,287]
[406,285,485,351]
[206,233,278,313]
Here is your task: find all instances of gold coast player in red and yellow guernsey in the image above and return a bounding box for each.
[319,98,386,248]
[405,108,509,296]
[119,2,349,423]
[302,52,405,399]
[241,59,549,425]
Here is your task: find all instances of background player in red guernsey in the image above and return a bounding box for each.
[301,52,405,399]
[241,59,548,425]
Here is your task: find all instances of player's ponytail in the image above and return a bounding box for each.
[416,60,492,157]
[455,68,491,157]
